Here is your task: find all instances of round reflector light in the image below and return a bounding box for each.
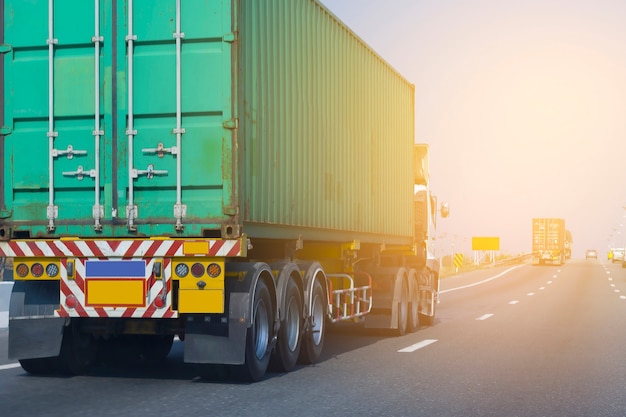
[207,263,222,278]
[191,263,205,278]
[15,263,29,277]
[46,263,59,277]
[31,263,44,278]
[154,296,166,309]
[66,295,78,309]
[175,263,189,278]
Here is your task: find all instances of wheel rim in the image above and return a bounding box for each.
[254,298,270,360]
[310,292,325,345]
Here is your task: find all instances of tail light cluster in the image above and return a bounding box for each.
[173,261,222,279]
[15,261,60,279]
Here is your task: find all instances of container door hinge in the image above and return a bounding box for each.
[0,44,12,54]
[223,119,239,129]
[0,126,11,135]
[223,32,237,43]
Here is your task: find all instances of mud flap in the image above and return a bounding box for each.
[184,292,250,364]
[8,281,65,359]
[364,267,406,330]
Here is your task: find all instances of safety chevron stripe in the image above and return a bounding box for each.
[0,238,243,258]
[56,258,177,319]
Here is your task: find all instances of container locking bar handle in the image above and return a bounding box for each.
[125,0,138,231]
[173,0,186,231]
[92,0,104,231]
[46,0,58,232]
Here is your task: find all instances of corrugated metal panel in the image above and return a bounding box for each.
[239,0,415,244]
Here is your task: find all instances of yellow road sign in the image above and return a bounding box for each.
[472,236,500,251]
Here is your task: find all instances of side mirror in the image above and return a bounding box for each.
[440,202,450,218]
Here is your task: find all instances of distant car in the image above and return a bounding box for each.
[585,249,597,259]
[611,248,625,263]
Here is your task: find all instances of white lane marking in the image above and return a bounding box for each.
[609,278,613,281]
[615,289,621,293]
[607,271,611,275]
[476,314,494,321]
[547,281,553,284]
[611,284,616,288]
[539,287,545,290]
[553,275,558,278]
[0,363,21,371]
[398,339,438,353]
[527,292,535,296]
[440,265,525,294]
[509,300,519,305]
[620,296,626,300]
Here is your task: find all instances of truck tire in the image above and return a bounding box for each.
[270,278,303,372]
[139,335,175,361]
[19,357,58,375]
[57,322,97,375]
[233,278,274,381]
[298,277,326,364]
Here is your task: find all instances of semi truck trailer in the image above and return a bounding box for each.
[532,218,566,266]
[0,0,447,381]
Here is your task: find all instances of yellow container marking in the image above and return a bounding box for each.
[178,289,224,313]
[183,241,209,255]
[86,279,146,307]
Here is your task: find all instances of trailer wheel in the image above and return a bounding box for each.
[298,278,326,364]
[234,278,274,381]
[57,322,97,375]
[139,335,175,361]
[270,278,303,372]
[19,357,57,375]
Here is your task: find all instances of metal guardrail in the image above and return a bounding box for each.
[441,253,532,278]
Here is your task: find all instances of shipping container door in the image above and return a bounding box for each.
[2,1,98,235]
[2,0,236,237]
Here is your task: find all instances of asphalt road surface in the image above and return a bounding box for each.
[1,259,625,417]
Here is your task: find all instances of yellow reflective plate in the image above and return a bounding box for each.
[178,289,224,313]
[85,279,146,307]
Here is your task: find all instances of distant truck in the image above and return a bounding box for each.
[532,218,566,266]
[0,0,448,381]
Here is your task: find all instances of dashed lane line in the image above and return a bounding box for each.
[476,314,494,321]
[509,300,519,305]
[398,339,438,353]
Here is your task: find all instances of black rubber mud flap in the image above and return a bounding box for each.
[8,281,65,360]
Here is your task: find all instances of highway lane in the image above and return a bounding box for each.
[1,259,625,417]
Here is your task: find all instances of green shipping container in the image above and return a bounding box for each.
[1,0,415,246]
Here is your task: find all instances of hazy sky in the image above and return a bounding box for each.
[321,0,626,258]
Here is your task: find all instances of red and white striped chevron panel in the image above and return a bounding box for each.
[0,238,243,258]
[0,238,242,319]
[56,258,177,319]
